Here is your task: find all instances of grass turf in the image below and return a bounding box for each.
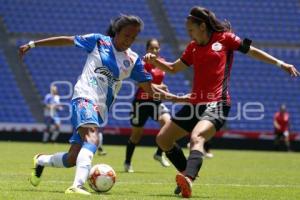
[0,141,300,200]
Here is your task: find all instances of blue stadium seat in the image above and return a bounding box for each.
[0,0,162,38]
[0,49,35,123]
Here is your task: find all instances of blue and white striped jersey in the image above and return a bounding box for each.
[72,33,152,120]
[44,93,60,118]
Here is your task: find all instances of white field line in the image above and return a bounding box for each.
[2,179,299,188]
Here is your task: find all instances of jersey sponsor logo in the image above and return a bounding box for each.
[212,42,222,51]
[94,66,120,87]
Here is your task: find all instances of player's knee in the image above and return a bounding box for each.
[86,133,99,146]
[190,134,205,147]
[79,127,99,146]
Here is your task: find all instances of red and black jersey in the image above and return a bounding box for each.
[274,112,289,132]
[181,32,242,105]
[135,58,166,100]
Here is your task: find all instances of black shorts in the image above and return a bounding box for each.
[172,102,230,132]
[274,129,289,139]
[130,99,170,127]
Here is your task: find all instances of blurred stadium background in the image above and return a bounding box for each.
[0,0,299,150]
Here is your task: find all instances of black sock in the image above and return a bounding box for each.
[165,144,187,172]
[155,146,163,156]
[185,150,204,180]
[125,140,136,164]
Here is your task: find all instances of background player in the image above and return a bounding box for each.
[124,39,170,173]
[42,85,61,143]
[273,104,291,151]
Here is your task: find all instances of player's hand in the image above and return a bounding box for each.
[143,53,157,65]
[281,63,300,77]
[176,93,192,103]
[19,44,31,61]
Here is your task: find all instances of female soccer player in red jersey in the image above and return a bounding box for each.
[273,104,291,151]
[144,6,299,198]
[124,39,171,173]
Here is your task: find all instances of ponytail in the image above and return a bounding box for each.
[188,6,232,32]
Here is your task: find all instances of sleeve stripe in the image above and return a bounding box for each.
[180,58,191,67]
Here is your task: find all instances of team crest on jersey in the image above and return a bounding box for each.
[123,60,131,68]
[212,42,222,51]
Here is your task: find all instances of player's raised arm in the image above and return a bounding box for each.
[19,36,75,60]
[144,53,187,74]
[247,46,300,77]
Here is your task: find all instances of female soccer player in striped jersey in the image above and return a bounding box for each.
[144,6,299,198]
[19,15,190,195]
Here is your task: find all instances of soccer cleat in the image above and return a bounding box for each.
[30,154,44,187]
[65,186,91,195]
[205,152,214,158]
[153,154,170,167]
[97,148,107,156]
[176,173,193,198]
[124,163,134,173]
[174,185,181,195]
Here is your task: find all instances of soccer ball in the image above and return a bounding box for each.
[88,164,116,192]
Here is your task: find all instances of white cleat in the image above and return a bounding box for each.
[205,152,214,158]
[153,154,170,167]
[65,186,91,195]
[124,163,134,173]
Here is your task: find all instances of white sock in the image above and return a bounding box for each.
[98,132,103,148]
[37,152,67,167]
[50,130,60,141]
[42,132,49,142]
[72,148,94,187]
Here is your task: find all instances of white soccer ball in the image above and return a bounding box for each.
[88,164,116,192]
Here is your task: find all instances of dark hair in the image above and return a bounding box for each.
[146,38,160,50]
[187,6,231,32]
[106,14,144,37]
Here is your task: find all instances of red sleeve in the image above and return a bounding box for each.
[180,42,194,66]
[224,32,242,51]
[144,63,153,73]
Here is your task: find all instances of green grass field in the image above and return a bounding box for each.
[0,141,300,200]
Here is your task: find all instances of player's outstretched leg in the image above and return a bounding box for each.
[65,127,98,195]
[124,139,136,173]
